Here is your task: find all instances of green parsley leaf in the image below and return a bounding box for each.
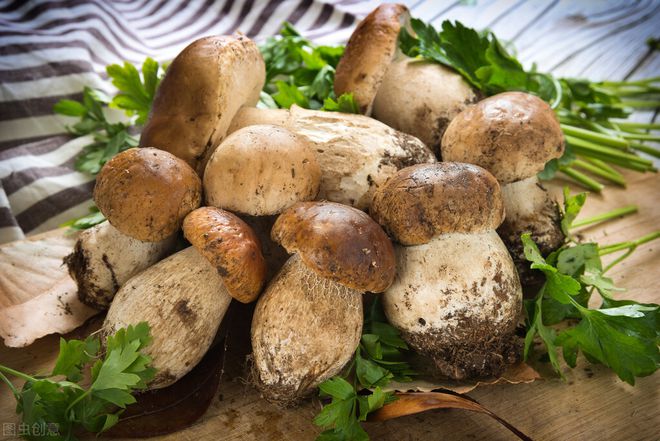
[0,322,156,440]
[107,57,164,125]
[60,205,106,230]
[322,93,360,114]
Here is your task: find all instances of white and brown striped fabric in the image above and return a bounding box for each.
[1,0,658,243]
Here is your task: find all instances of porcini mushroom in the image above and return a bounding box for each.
[139,33,265,175]
[94,147,202,242]
[251,201,396,405]
[64,221,177,310]
[104,207,266,389]
[203,124,321,215]
[370,163,523,380]
[441,91,565,285]
[228,105,436,210]
[334,3,478,153]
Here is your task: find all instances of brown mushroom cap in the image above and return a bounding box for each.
[183,207,267,303]
[441,91,565,184]
[203,125,321,216]
[272,201,396,293]
[139,33,265,175]
[334,3,409,115]
[370,162,505,245]
[94,148,201,242]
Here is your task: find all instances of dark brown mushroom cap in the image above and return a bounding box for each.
[334,3,409,115]
[441,91,565,184]
[94,148,201,242]
[183,207,267,303]
[271,202,396,293]
[370,163,505,245]
[139,33,265,175]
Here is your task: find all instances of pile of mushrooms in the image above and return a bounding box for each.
[42,2,570,405]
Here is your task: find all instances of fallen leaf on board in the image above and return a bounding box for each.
[368,392,532,441]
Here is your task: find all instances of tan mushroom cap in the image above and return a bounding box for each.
[272,201,396,293]
[370,162,505,246]
[139,33,265,175]
[204,125,321,216]
[334,3,409,115]
[94,148,201,242]
[183,207,267,303]
[441,91,565,184]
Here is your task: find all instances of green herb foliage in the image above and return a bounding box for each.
[400,19,659,190]
[0,323,155,441]
[259,22,358,113]
[523,191,659,385]
[53,58,165,229]
[314,299,414,440]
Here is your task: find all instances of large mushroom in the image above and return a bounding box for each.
[104,207,266,389]
[334,3,478,154]
[441,91,566,285]
[139,33,265,175]
[370,163,523,380]
[228,105,436,210]
[251,201,396,405]
[94,147,202,242]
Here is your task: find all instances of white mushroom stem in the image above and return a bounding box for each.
[228,105,436,209]
[65,221,177,310]
[104,247,232,389]
[383,230,522,380]
[251,254,363,405]
[498,176,564,283]
[372,56,478,153]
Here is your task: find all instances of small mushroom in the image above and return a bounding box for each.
[139,33,265,175]
[334,3,478,153]
[64,221,177,310]
[228,105,436,210]
[104,207,266,389]
[94,147,202,242]
[371,163,523,380]
[204,124,321,216]
[441,91,566,285]
[251,201,396,405]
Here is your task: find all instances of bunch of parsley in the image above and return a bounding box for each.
[54,58,165,229]
[0,323,155,440]
[400,19,659,191]
[259,22,358,113]
[313,299,415,441]
[523,190,659,384]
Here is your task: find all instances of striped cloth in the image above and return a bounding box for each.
[1,0,658,244]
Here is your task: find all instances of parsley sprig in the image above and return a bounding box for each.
[400,18,659,191]
[523,190,660,384]
[313,299,415,441]
[0,322,155,440]
[53,58,165,229]
[259,22,358,113]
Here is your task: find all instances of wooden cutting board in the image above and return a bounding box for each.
[0,169,658,441]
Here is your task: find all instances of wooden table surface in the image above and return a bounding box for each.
[1,1,659,440]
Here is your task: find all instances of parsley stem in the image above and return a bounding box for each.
[617,100,660,108]
[599,231,660,256]
[65,388,92,413]
[620,133,660,142]
[560,166,604,192]
[572,159,626,186]
[571,205,637,228]
[561,124,629,148]
[565,135,652,164]
[611,121,660,130]
[629,142,660,158]
[0,370,19,398]
[0,364,38,383]
[583,157,623,177]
